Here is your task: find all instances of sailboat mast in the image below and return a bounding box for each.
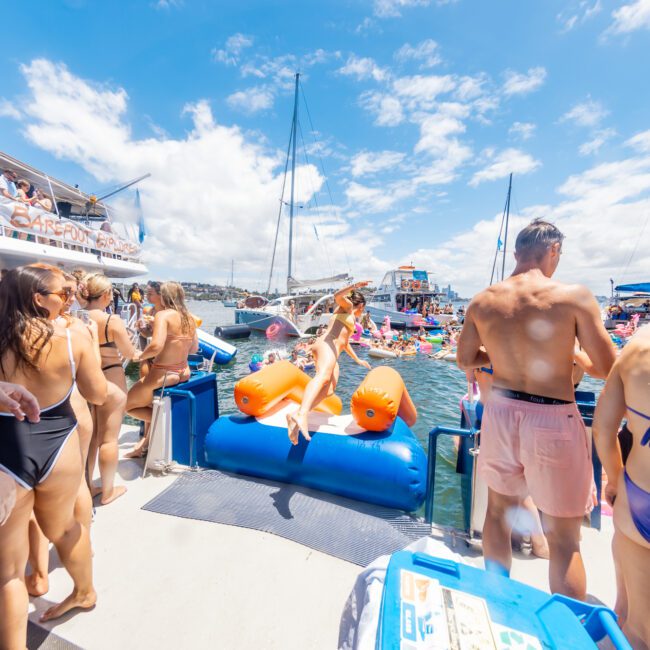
[500,173,513,282]
[287,73,300,293]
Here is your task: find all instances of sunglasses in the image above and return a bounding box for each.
[41,288,73,300]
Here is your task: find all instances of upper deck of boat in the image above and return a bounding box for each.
[28,425,617,650]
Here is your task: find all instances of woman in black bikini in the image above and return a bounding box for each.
[0,265,107,647]
[85,273,139,504]
[126,281,198,458]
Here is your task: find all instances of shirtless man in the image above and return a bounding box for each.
[457,219,615,599]
[593,325,650,649]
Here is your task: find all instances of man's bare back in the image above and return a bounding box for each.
[459,270,614,401]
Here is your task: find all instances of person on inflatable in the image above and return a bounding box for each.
[286,282,371,444]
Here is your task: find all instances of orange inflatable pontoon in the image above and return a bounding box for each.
[350,366,417,431]
[234,360,342,417]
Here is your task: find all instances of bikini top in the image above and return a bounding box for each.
[0,329,76,417]
[626,404,650,447]
[99,315,117,349]
[331,312,356,333]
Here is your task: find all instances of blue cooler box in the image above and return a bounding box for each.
[376,551,631,649]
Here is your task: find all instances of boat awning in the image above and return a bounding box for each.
[0,151,108,216]
[615,282,650,293]
[287,273,351,290]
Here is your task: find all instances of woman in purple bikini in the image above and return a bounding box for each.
[594,325,650,649]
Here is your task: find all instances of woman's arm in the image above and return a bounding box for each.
[333,281,369,311]
[190,330,199,354]
[138,311,168,361]
[592,361,626,503]
[345,342,371,369]
[111,318,138,361]
[75,335,108,405]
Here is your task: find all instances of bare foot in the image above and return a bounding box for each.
[100,486,127,505]
[40,589,96,622]
[125,442,148,459]
[286,412,310,445]
[25,572,49,597]
[531,534,550,560]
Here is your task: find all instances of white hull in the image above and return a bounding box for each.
[0,234,146,278]
[367,305,453,328]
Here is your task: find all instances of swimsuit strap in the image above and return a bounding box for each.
[627,404,650,420]
[104,314,112,343]
[66,329,76,382]
[626,404,650,447]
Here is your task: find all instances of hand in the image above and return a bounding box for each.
[359,360,371,370]
[354,281,370,288]
[0,382,40,423]
[132,351,142,363]
[0,471,17,526]
[605,482,617,508]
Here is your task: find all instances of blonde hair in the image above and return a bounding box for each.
[83,273,112,301]
[160,281,194,335]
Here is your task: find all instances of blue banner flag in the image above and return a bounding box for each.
[135,189,146,244]
[497,237,503,250]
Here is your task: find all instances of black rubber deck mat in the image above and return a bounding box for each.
[27,622,82,650]
[142,469,431,566]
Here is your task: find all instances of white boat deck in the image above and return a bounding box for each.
[28,425,618,650]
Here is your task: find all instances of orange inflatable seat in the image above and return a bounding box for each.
[234,360,342,417]
[350,366,417,431]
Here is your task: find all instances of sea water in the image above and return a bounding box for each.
[188,300,603,528]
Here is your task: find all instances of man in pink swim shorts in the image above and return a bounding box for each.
[457,219,615,599]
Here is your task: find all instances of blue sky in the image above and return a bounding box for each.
[1,0,649,295]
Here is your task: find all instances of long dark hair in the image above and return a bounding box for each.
[349,290,366,307]
[0,265,63,373]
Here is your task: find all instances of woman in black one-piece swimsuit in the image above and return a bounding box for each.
[0,265,107,648]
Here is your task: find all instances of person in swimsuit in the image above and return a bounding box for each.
[0,266,107,647]
[125,281,198,458]
[84,273,139,504]
[593,325,650,649]
[287,281,371,445]
[457,219,615,599]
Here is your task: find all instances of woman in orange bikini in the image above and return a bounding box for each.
[125,282,198,458]
[287,281,371,445]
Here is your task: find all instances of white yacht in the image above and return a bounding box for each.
[0,151,147,278]
[367,266,454,329]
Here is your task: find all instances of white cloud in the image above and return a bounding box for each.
[338,55,388,82]
[606,0,650,34]
[557,1,602,32]
[154,0,183,8]
[454,74,487,101]
[373,0,431,18]
[502,67,547,96]
[212,33,254,66]
[0,99,22,120]
[578,128,616,155]
[12,58,393,288]
[345,180,415,213]
[359,91,404,126]
[469,148,541,186]
[392,74,456,110]
[350,150,406,177]
[509,122,536,141]
[226,86,275,114]
[394,39,441,68]
[626,129,650,153]
[560,99,608,127]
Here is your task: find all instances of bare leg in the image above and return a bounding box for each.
[25,515,50,597]
[615,529,650,649]
[88,405,99,493]
[0,487,34,650]
[512,496,549,559]
[94,380,128,504]
[612,530,628,625]
[482,488,520,575]
[541,513,586,599]
[33,432,96,622]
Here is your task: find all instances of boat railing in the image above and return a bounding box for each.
[0,219,142,265]
[425,391,603,532]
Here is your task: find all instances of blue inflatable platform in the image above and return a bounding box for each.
[376,551,631,649]
[204,404,427,512]
[197,328,237,365]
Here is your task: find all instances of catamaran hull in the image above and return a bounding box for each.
[367,306,453,329]
[234,309,302,337]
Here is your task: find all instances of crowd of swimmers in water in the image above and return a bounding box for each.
[1,217,650,648]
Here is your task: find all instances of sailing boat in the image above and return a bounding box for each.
[222,260,239,307]
[235,73,352,337]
